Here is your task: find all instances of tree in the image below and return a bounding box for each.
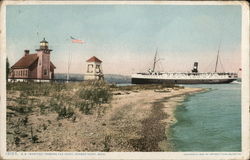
[6,58,10,80]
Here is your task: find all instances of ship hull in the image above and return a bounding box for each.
[131,77,237,84]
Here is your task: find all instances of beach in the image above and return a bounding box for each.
[106,87,206,151]
[7,82,205,152]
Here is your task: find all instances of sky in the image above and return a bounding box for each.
[6,4,242,75]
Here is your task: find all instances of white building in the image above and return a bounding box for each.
[84,56,104,80]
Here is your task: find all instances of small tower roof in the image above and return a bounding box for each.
[86,56,102,63]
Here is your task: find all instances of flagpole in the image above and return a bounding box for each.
[67,36,84,83]
[67,46,72,83]
[67,39,71,83]
[67,48,72,83]
[67,51,69,83]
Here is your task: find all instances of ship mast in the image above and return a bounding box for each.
[214,40,221,73]
[214,52,219,72]
[152,48,158,72]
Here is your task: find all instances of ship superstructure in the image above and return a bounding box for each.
[131,50,238,84]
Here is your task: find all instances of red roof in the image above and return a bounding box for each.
[11,54,38,69]
[86,56,102,63]
[11,53,56,69]
[50,62,56,69]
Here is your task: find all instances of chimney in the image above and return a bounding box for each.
[24,50,29,56]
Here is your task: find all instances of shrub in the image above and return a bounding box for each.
[79,87,112,104]
[16,97,28,105]
[14,137,20,146]
[76,82,112,115]
[49,98,61,113]
[7,105,32,114]
[42,124,47,130]
[103,135,111,152]
[32,135,39,143]
[57,106,75,119]
[39,104,49,115]
[20,116,28,126]
[77,101,94,115]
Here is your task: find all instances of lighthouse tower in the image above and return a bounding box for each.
[36,38,53,79]
[85,56,104,80]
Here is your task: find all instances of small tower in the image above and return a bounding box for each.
[36,38,53,79]
[85,56,104,80]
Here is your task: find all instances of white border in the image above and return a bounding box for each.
[0,0,7,159]
[241,2,250,160]
[0,1,249,160]
[0,0,248,5]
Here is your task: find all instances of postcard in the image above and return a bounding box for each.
[0,1,249,160]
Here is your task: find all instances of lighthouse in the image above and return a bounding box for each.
[85,56,104,80]
[9,38,56,81]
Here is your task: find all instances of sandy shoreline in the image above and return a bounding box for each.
[109,87,206,151]
[7,84,206,152]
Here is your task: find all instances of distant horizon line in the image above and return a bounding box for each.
[55,71,242,76]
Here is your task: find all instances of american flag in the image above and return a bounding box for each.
[70,36,84,44]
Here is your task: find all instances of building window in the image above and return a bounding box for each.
[96,65,100,73]
[87,64,93,73]
[44,69,47,75]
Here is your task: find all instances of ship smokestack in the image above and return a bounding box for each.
[192,62,198,73]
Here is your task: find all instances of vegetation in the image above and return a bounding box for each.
[102,135,111,152]
[6,58,10,80]
[7,80,178,151]
[7,81,113,150]
[8,81,112,116]
[7,82,66,96]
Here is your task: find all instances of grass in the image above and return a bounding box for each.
[77,85,112,114]
[7,81,112,117]
[7,82,67,97]
[7,80,113,150]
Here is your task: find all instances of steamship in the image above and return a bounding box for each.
[131,50,238,84]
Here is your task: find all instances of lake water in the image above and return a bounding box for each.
[169,83,241,152]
